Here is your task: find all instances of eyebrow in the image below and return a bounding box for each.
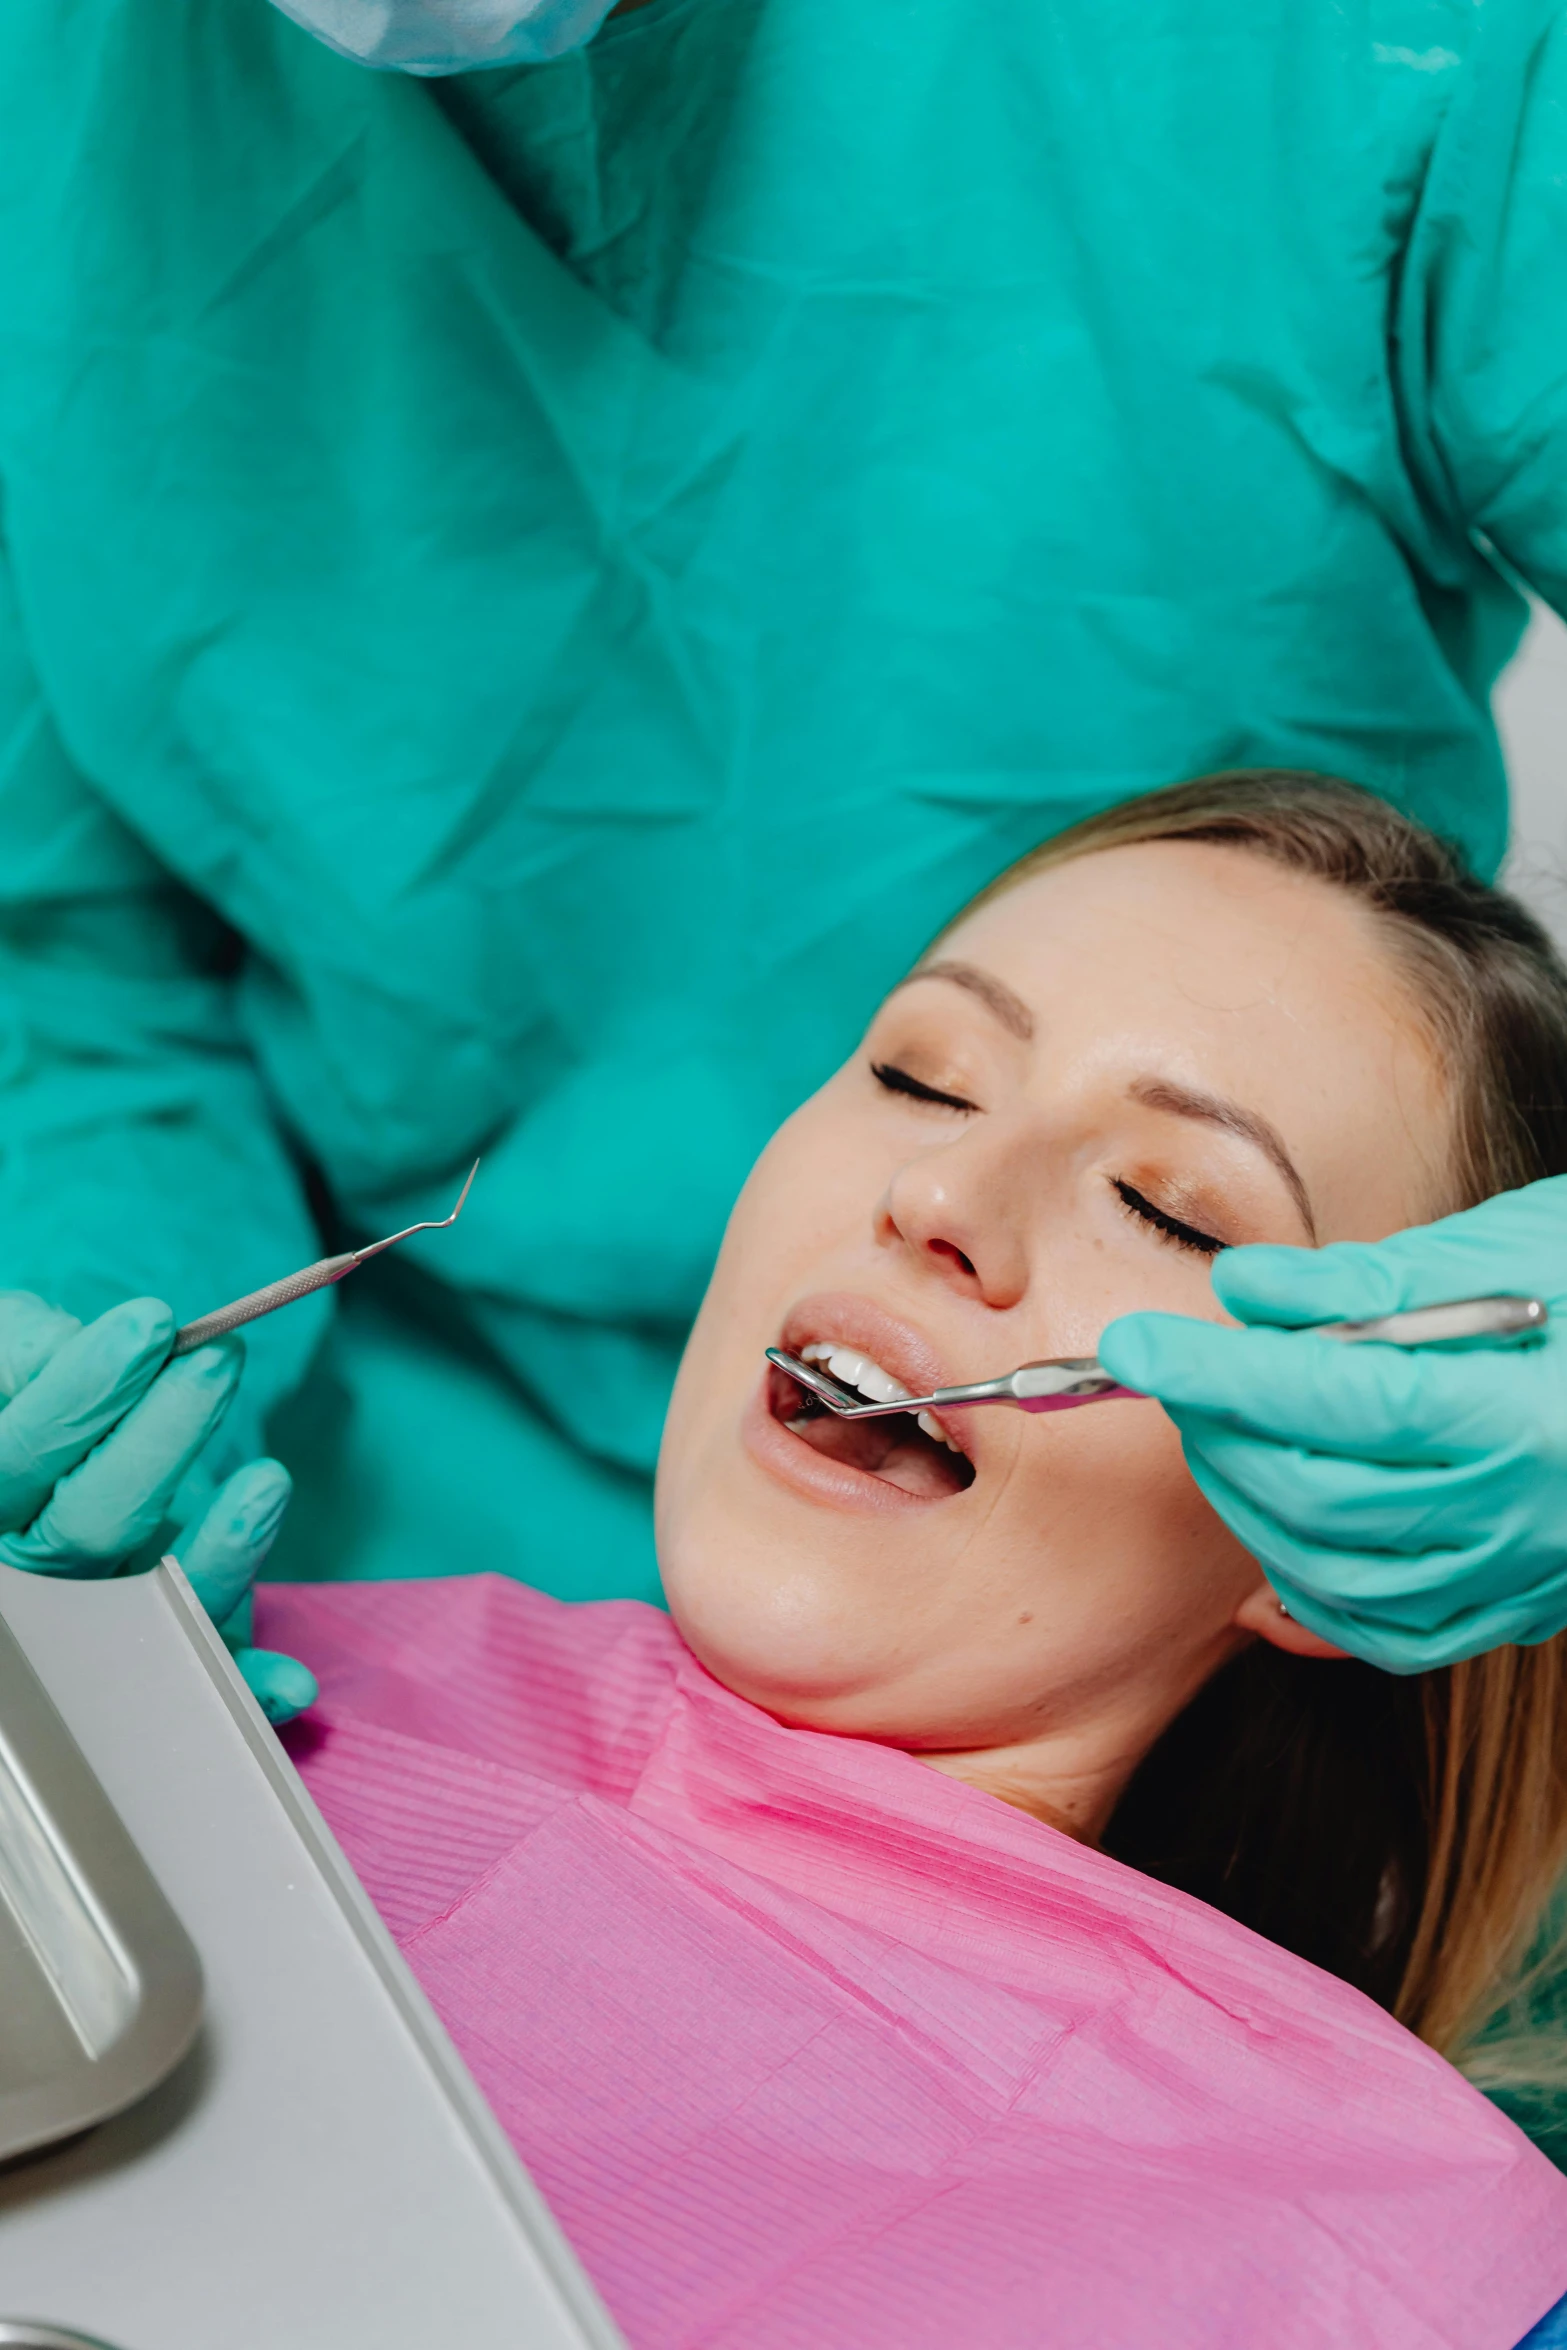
[1131,1077,1318,1241]
[894,958,1036,1040]
[888,961,1316,1238]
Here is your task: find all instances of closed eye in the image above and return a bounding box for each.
[1112,1178,1224,1258]
[871,1061,979,1113]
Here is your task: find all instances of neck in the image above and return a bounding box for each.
[920,1631,1254,1844]
[923,1739,1140,1843]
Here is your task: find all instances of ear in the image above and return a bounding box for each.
[1233,1580,1349,1661]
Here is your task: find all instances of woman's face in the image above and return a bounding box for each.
[657,842,1451,1827]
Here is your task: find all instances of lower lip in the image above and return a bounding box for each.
[741,1372,956,1515]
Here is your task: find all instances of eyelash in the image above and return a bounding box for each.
[874,1063,1224,1257]
[1113,1179,1224,1258]
[871,1060,978,1113]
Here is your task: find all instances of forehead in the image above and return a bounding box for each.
[930,839,1454,1235]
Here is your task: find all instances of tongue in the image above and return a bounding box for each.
[790,1408,972,1499]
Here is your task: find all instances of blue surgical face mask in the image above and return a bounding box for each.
[268,0,621,74]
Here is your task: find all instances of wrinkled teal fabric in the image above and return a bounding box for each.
[0,0,1564,1600]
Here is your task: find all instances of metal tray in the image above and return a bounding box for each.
[0,2328,127,2348]
[0,1559,622,2350]
[0,1605,202,2165]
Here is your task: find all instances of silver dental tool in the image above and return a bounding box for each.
[171,1160,480,1358]
[765,1292,1548,1422]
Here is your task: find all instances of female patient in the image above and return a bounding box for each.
[262,774,1567,2348]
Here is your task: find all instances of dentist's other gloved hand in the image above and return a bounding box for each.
[1097,1178,1567,1673]
[268,0,620,74]
[0,1292,316,1723]
[173,1456,316,1727]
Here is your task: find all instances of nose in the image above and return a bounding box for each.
[876,1124,1030,1309]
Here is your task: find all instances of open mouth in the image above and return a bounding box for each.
[767,1340,977,1500]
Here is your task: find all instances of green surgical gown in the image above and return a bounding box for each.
[0,0,1564,1604]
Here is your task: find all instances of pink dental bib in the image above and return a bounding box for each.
[260,1576,1567,2349]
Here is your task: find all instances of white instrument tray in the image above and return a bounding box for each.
[0,1559,623,2350]
[0,1600,201,2168]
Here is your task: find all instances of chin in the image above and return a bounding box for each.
[661,1509,911,1725]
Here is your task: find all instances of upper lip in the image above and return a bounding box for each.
[776,1292,975,1457]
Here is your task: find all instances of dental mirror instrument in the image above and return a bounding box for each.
[765,1292,1548,1421]
[171,1160,480,1357]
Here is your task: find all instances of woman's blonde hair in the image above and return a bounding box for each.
[966,770,1567,2090]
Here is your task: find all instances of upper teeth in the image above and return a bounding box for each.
[800,1342,910,1404]
[798,1342,960,1451]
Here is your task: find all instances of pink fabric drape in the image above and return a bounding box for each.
[259,1576,1567,2349]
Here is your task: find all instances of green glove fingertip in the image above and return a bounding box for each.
[176,1456,292,1627]
[1097,1310,1193,1398]
[1210,1241,1391,1327]
[234,1646,317,1727]
[0,1293,83,1399]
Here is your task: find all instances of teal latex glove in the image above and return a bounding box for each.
[1097,1179,1567,1673]
[0,1292,317,1722]
[173,1456,317,1726]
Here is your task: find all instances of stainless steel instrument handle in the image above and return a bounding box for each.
[170,1255,359,1356]
[766,1293,1549,1424]
[1316,1294,1547,1349]
[169,1160,480,1357]
[1006,1294,1548,1412]
[1008,1362,1136,1412]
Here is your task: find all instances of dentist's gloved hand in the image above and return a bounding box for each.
[0,1292,316,1723]
[173,1456,316,1727]
[1097,1177,1567,1673]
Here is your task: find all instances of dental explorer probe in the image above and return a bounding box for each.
[171,1160,481,1357]
[766,1293,1548,1421]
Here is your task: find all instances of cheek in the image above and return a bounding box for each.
[993,1399,1257,1648]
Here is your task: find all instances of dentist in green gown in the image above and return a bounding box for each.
[1,0,1567,1720]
